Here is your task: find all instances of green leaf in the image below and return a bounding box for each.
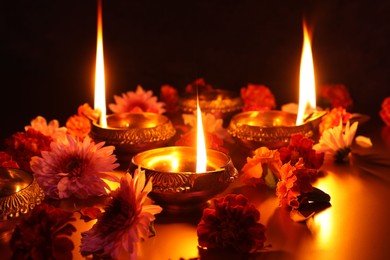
[264,167,278,189]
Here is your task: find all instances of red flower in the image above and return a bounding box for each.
[240,84,276,112]
[0,151,19,168]
[276,159,316,209]
[185,78,213,93]
[79,206,102,222]
[197,194,266,253]
[319,107,352,134]
[278,134,324,170]
[319,84,353,110]
[379,97,390,126]
[10,203,76,260]
[4,128,52,172]
[160,84,179,113]
[381,126,390,148]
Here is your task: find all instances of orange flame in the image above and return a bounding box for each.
[296,22,316,125]
[196,97,207,173]
[94,0,107,127]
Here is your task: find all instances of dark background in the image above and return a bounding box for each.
[1,0,390,142]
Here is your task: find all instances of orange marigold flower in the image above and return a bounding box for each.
[241,147,282,186]
[78,103,100,122]
[66,114,91,140]
[160,84,179,113]
[276,159,316,210]
[319,84,353,110]
[319,107,352,134]
[240,84,276,112]
[379,97,390,126]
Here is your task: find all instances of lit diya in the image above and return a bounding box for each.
[179,89,243,123]
[227,110,326,150]
[228,21,326,150]
[129,98,238,213]
[90,112,176,155]
[89,9,175,156]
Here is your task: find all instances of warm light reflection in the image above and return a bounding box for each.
[15,185,21,193]
[94,0,107,127]
[296,21,316,125]
[196,97,207,173]
[145,154,180,172]
[140,224,199,259]
[313,209,333,248]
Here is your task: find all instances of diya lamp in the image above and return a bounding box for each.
[129,97,238,213]
[0,167,44,220]
[227,22,326,150]
[88,1,176,159]
[179,88,243,126]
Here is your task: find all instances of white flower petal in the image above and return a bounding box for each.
[355,135,373,148]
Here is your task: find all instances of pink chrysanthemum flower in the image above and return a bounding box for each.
[80,167,163,259]
[25,116,67,142]
[108,85,166,114]
[30,135,120,199]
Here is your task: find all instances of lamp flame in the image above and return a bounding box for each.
[196,97,207,173]
[296,22,316,125]
[94,0,107,127]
